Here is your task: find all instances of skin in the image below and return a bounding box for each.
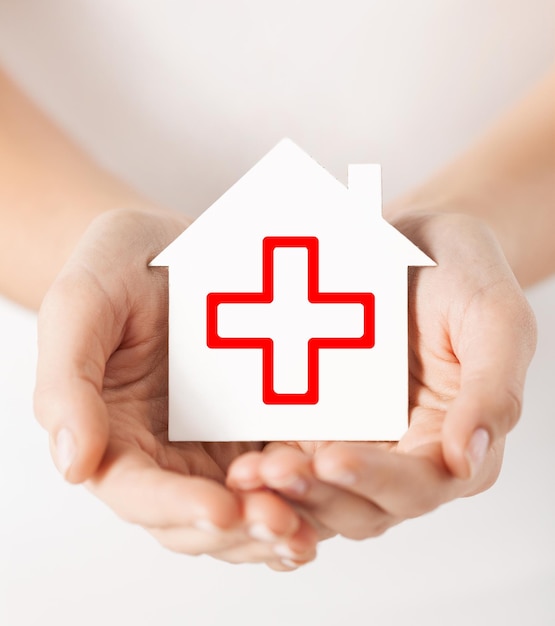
[1,67,316,570]
[34,208,318,569]
[228,71,554,541]
[1,64,553,566]
[227,212,536,539]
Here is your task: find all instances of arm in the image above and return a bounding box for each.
[0,67,165,308]
[388,69,555,286]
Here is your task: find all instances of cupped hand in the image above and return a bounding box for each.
[227,212,537,541]
[34,208,317,569]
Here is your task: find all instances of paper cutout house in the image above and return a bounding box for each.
[150,139,435,441]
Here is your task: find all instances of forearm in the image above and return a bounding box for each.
[387,70,555,287]
[0,68,166,309]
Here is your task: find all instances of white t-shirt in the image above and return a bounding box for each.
[0,0,552,214]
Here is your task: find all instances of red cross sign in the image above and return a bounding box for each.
[206,236,375,404]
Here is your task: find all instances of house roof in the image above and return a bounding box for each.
[150,139,435,268]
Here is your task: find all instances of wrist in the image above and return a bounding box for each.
[18,201,189,310]
[385,187,525,284]
[82,206,191,266]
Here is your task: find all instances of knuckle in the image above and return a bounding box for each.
[32,386,60,430]
[340,510,396,541]
[149,528,205,556]
[408,499,438,518]
[113,505,142,527]
[342,520,391,541]
[517,300,538,356]
[402,488,442,518]
[497,387,523,436]
[507,387,523,422]
[464,439,504,496]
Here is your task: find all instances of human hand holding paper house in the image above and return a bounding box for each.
[227,73,552,544]
[34,208,318,570]
[228,211,535,540]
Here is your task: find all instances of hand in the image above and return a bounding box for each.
[227,212,537,541]
[34,208,317,569]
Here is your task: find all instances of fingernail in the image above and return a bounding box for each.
[288,477,309,495]
[323,470,357,486]
[55,428,76,478]
[249,523,279,542]
[272,476,309,496]
[281,558,300,569]
[274,544,299,559]
[195,519,221,533]
[466,428,490,478]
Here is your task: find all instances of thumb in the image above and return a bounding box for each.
[34,272,118,483]
[442,288,536,481]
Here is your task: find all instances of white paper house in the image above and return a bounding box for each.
[150,140,435,441]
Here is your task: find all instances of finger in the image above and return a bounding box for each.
[211,519,318,566]
[228,446,333,538]
[240,489,304,541]
[143,494,319,565]
[226,442,305,491]
[233,485,320,562]
[442,282,537,479]
[87,441,242,530]
[148,525,248,557]
[313,442,463,519]
[256,445,396,540]
[34,273,121,483]
[266,558,313,572]
[214,545,317,568]
[149,496,320,563]
[123,459,317,562]
[226,450,267,491]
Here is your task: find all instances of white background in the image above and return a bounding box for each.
[0,1,554,624]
